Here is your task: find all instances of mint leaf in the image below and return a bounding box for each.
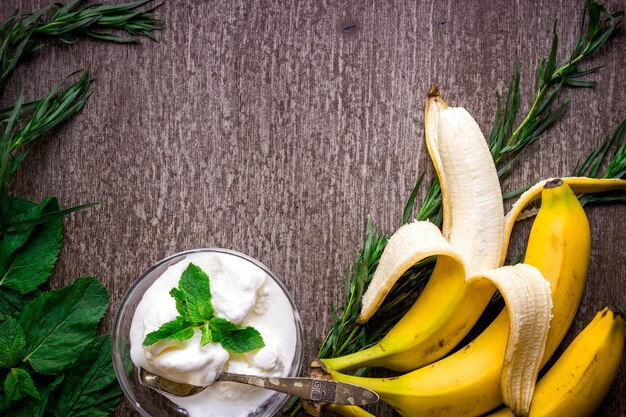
[19,277,108,374]
[0,374,64,417]
[0,317,25,368]
[200,322,212,346]
[29,374,64,417]
[0,198,39,265]
[0,288,39,320]
[209,317,265,353]
[4,368,40,403]
[0,288,24,320]
[0,197,62,294]
[169,287,187,317]
[48,336,122,417]
[2,374,61,417]
[143,317,195,346]
[178,263,213,323]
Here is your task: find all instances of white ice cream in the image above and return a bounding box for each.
[129,252,298,417]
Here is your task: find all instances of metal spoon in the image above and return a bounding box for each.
[139,368,379,406]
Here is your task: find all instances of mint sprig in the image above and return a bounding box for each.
[143,263,265,354]
[171,263,213,323]
[209,318,267,354]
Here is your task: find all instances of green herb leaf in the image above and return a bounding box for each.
[33,374,64,417]
[401,173,423,225]
[0,198,62,294]
[0,198,39,263]
[48,336,122,417]
[7,400,39,417]
[169,287,187,317]
[18,277,108,374]
[143,317,195,346]
[543,21,559,87]
[209,317,265,353]
[178,263,213,323]
[3,368,40,403]
[0,287,38,320]
[200,322,212,346]
[0,317,25,368]
[4,374,62,417]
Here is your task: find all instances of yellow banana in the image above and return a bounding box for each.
[488,306,624,417]
[324,180,592,417]
[323,89,506,373]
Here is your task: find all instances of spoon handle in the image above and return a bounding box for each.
[219,372,379,406]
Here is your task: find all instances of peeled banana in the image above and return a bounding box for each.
[488,306,624,417]
[324,180,592,417]
[323,88,506,373]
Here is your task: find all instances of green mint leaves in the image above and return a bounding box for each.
[143,263,265,354]
[0,277,121,417]
[19,277,109,374]
[0,317,25,368]
[143,317,195,346]
[172,263,213,322]
[4,368,40,403]
[208,318,266,354]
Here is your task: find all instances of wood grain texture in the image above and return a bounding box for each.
[1,0,625,416]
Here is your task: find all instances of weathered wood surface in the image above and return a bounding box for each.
[2,0,625,416]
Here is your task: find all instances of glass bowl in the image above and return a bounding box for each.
[112,248,304,417]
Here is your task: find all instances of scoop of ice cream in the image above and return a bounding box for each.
[209,254,267,323]
[146,331,229,386]
[130,252,273,388]
[252,343,283,372]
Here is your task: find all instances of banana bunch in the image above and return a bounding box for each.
[315,89,626,417]
[322,307,624,417]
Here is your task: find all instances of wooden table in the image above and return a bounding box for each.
[3,1,624,416]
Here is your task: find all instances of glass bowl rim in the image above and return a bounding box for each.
[111,248,304,417]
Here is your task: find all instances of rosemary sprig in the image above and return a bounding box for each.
[0,72,93,221]
[0,1,163,224]
[490,0,623,173]
[33,0,164,43]
[284,2,624,414]
[575,119,626,205]
[0,0,163,90]
[501,118,626,202]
